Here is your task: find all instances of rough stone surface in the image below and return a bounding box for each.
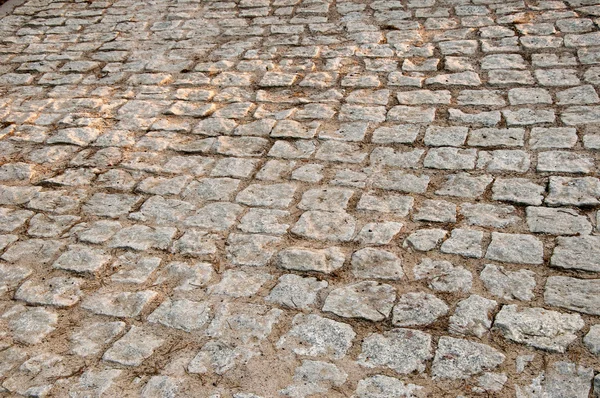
[545,276,600,315]
[323,281,396,321]
[494,305,584,353]
[432,337,505,380]
[449,295,497,338]
[0,0,597,394]
[277,314,356,360]
[358,329,433,374]
[392,292,449,327]
[480,264,536,301]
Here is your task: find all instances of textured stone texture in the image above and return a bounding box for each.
[0,0,598,395]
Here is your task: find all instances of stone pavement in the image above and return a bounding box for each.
[0,0,600,396]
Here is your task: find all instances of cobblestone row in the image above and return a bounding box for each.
[0,0,600,395]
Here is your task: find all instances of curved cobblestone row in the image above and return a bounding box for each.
[0,0,600,396]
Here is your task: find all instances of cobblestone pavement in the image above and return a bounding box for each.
[1,0,600,396]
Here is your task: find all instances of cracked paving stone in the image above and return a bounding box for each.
[70,321,126,357]
[480,264,536,301]
[323,281,396,321]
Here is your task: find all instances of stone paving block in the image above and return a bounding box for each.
[0,0,599,393]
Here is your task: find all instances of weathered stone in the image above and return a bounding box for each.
[354,375,425,398]
[103,326,164,367]
[440,228,483,258]
[184,202,244,231]
[299,187,354,211]
[480,264,536,301]
[323,281,395,321]
[414,199,456,223]
[83,193,141,218]
[392,292,448,327]
[276,247,345,273]
[236,183,297,209]
[486,232,544,265]
[277,314,355,359]
[449,295,497,338]
[206,303,282,344]
[545,276,600,315]
[460,203,519,228]
[413,258,473,293]
[355,222,403,245]
[108,225,176,251]
[280,360,347,398]
[516,361,594,398]
[404,229,447,251]
[15,276,83,308]
[492,178,545,205]
[148,299,211,332]
[358,328,433,374]
[584,325,600,355]
[209,270,272,298]
[266,274,327,309]
[52,244,111,274]
[432,337,505,379]
[494,305,584,353]
[226,233,281,267]
[82,290,157,318]
[435,173,492,198]
[3,305,58,345]
[292,211,356,242]
[351,248,404,280]
[70,321,126,357]
[546,176,600,206]
[357,192,413,215]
